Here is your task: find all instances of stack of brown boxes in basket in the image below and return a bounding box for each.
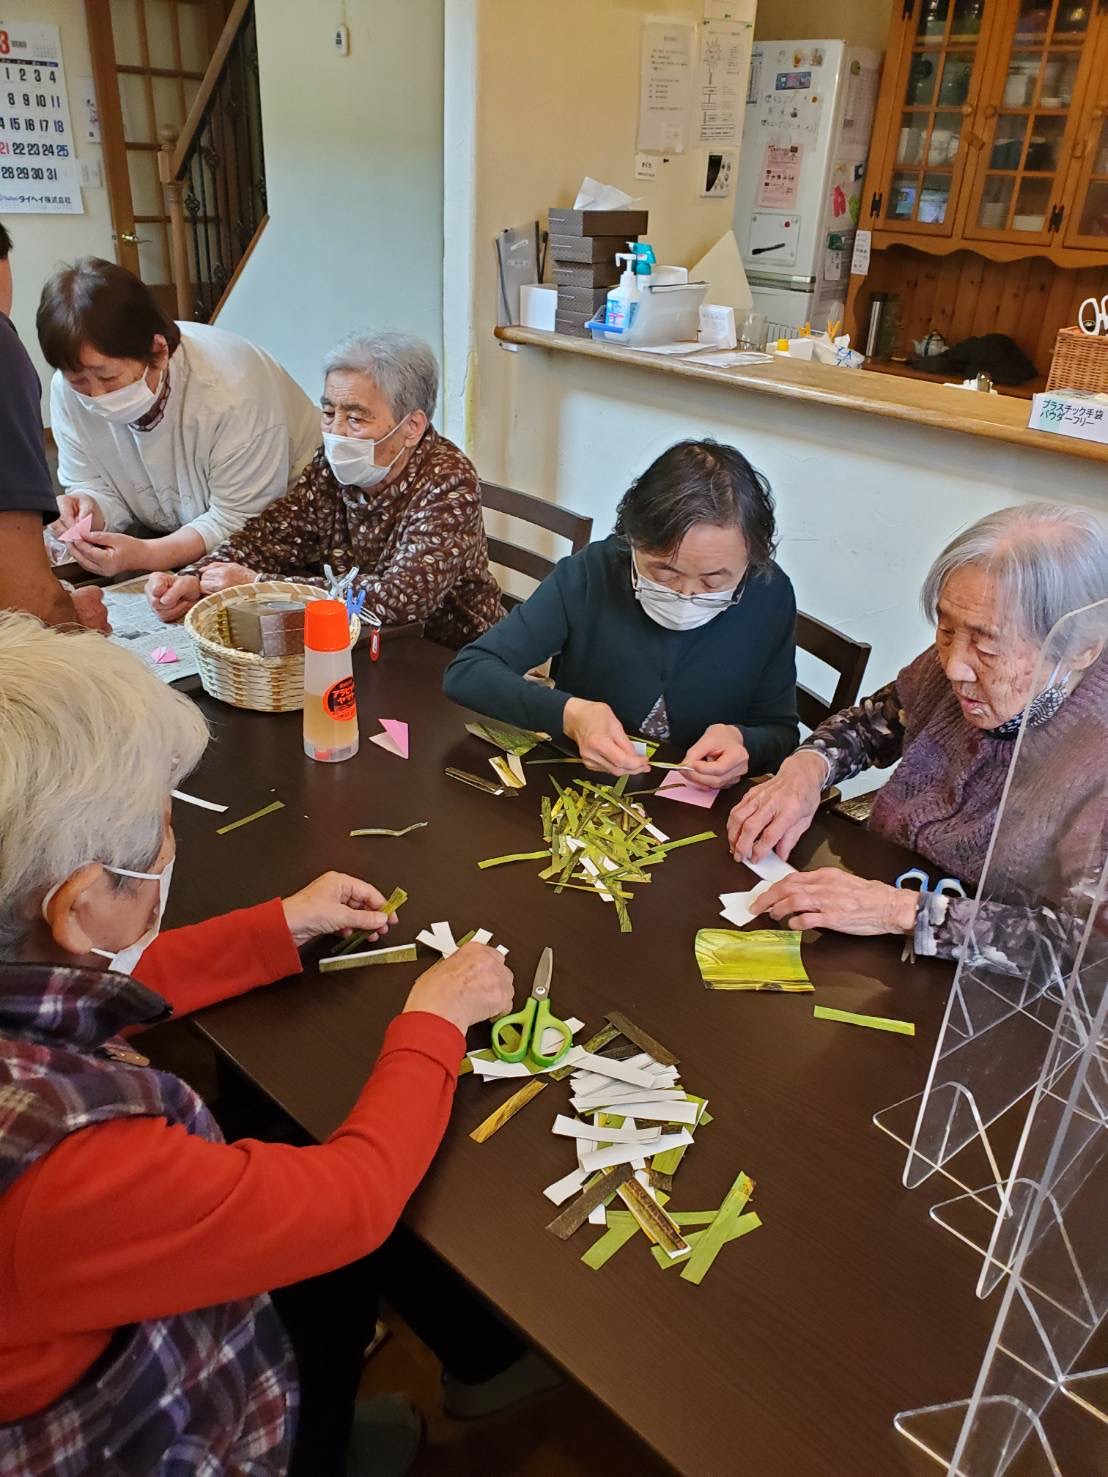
[548,206,649,338]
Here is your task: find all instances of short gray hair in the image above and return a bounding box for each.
[322,330,439,421]
[921,501,1108,655]
[0,614,209,956]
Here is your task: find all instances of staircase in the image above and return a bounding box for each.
[158,0,266,324]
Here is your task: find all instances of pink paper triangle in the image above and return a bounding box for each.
[59,513,94,545]
[656,770,717,808]
[377,718,409,759]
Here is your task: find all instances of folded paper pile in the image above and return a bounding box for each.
[467,1009,760,1283]
[477,778,714,932]
[694,928,812,992]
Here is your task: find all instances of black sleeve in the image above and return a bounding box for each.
[0,316,56,520]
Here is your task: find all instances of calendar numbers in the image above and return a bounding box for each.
[0,22,78,212]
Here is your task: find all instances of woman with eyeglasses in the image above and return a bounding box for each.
[444,440,799,786]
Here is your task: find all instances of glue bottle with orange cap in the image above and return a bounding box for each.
[303,599,359,762]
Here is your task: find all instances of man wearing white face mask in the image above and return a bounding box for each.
[148,331,503,648]
[444,440,799,784]
[38,258,319,579]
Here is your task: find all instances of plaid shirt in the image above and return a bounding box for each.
[0,962,296,1475]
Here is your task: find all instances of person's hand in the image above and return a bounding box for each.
[145,571,202,623]
[755,868,919,936]
[65,530,145,578]
[282,871,398,948]
[199,562,258,594]
[562,697,651,776]
[726,750,827,863]
[680,723,749,790]
[51,493,104,535]
[403,942,515,1036]
[70,584,111,635]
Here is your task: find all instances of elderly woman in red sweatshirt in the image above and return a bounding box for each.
[728,501,1107,966]
[0,611,513,1476]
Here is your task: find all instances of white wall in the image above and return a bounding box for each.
[754,0,893,48]
[3,0,115,421]
[217,0,445,404]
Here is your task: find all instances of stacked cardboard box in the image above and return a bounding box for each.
[547,207,649,338]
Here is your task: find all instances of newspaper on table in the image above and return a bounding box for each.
[102,577,199,684]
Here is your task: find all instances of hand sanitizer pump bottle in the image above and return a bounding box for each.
[605,241,656,336]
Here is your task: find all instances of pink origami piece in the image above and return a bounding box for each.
[369,718,409,759]
[58,513,94,545]
[150,646,178,665]
[656,770,717,808]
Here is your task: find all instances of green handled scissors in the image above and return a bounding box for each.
[490,946,573,1070]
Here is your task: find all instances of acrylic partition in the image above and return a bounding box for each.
[878,599,1108,1475]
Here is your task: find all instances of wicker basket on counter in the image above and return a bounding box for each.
[185,580,359,713]
[1045,326,1108,394]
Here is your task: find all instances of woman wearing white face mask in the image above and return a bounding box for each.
[444,440,800,783]
[0,612,516,1477]
[38,257,320,580]
[147,331,503,648]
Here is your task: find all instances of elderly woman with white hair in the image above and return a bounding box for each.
[0,613,514,1475]
[728,502,1107,962]
[146,330,503,647]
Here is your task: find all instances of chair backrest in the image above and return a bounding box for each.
[480,481,593,609]
[795,611,871,731]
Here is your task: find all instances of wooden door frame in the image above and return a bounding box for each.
[1060,14,1108,249]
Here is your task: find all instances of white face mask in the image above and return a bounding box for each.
[42,857,174,975]
[323,415,411,488]
[631,553,742,632]
[73,370,162,425]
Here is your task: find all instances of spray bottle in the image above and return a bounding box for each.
[605,241,656,335]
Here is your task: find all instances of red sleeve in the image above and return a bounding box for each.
[133,899,301,1018]
[6,1012,465,1332]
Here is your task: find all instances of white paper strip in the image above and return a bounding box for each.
[579,1130,692,1174]
[743,849,796,884]
[575,1097,702,1125]
[471,928,493,945]
[171,788,228,812]
[542,1167,588,1204]
[570,1087,689,1112]
[416,922,458,957]
[719,877,776,927]
[588,1203,608,1226]
[552,1115,662,1145]
[564,1051,661,1090]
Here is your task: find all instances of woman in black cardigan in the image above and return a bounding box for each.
[444,440,799,787]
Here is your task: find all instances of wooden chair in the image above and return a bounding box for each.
[480,481,593,610]
[795,611,871,731]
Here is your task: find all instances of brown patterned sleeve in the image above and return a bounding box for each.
[181,458,326,577]
[352,467,484,626]
[798,678,906,788]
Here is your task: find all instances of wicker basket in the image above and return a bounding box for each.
[186,580,359,713]
[1045,326,1108,394]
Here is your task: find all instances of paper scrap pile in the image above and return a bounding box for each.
[467,1010,760,1284]
[477,779,714,932]
[694,928,812,992]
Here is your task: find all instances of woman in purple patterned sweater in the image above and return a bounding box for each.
[727,502,1107,966]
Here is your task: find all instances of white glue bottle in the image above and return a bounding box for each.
[303,599,359,762]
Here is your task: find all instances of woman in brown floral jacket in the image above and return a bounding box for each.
[145,332,502,649]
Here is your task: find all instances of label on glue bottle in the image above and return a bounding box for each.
[323,676,356,721]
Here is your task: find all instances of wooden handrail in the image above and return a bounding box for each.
[167,0,252,179]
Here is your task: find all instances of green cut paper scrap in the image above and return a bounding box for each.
[350,822,428,837]
[694,928,809,986]
[680,1172,755,1285]
[581,1190,670,1270]
[319,944,417,972]
[216,799,284,835]
[380,887,407,915]
[608,1210,714,1230]
[465,719,546,755]
[703,979,815,993]
[651,1212,762,1269]
[332,929,369,956]
[527,757,585,766]
[657,831,716,853]
[813,1005,916,1036]
[477,850,552,869]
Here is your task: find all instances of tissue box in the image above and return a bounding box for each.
[1028,390,1108,444]
[555,308,596,338]
[553,260,621,289]
[548,208,649,238]
[548,233,632,264]
[556,283,611,315]
[225,597,306,656]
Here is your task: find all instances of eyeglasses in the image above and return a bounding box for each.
[630,557,747,609]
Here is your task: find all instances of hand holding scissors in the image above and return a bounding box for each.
[895,867,966,962]
[490,946,572,1069]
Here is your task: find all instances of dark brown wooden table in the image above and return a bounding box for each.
[168,638,999,1477]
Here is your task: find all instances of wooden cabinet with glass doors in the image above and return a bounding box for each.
[846,0,1108,378]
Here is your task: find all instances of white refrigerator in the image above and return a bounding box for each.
[733,39,881,340]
